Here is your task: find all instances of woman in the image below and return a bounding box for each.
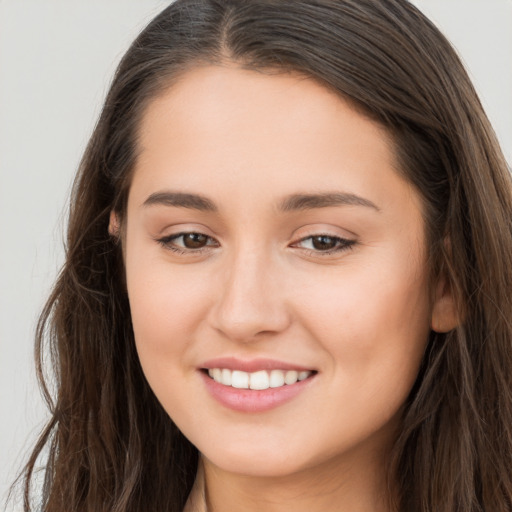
[19,1,512,511]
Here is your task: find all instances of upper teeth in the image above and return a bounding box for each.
[207,368,312,390]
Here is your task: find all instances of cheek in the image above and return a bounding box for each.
[293,263,431,451]
[299,256,431,388]
[125,247,212,368]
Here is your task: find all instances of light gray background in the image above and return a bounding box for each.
[1,1,511,509]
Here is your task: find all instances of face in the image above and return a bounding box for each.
[121,65,437,479]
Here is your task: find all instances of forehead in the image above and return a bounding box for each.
[127,64,426,237]
[137,65,391,149]
[134,67,399,192]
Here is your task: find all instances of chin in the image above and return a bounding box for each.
[203,447,312,478]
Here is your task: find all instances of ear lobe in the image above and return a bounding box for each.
[108,211,121,238]
[431,276,459,333]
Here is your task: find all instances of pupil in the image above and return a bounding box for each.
[312,236,336,251]
[184,233,207,249]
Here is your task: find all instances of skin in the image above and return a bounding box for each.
[114,65,456,512]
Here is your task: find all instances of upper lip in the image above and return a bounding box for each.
[200,357,315,373]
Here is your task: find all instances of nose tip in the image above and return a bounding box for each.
[208,260,291,342]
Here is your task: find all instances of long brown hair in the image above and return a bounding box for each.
[17,1,512,511]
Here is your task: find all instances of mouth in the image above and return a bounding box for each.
[199,357,317,412]
[202,368,316,390]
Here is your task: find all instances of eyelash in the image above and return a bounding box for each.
[157,232,218,255]
[294,234,356,255]
[156,232,356,257]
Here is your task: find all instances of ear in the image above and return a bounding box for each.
[108,210,121,238]
[431,275,459,333]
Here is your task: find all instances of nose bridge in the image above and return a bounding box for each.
[210,242,290,341]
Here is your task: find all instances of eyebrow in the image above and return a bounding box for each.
[278,192,380,212]
[143,191,218,211]
[142,190,380,213]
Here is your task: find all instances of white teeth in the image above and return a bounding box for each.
[284,370,298,385]
[207,368,313,389]
[269,369,285,388]
[249,370,269,390]
[231,370,249,389]
[221,368,232,386]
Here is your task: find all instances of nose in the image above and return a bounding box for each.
[208,249,292,342]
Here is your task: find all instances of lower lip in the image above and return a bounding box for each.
[200,371,315,413]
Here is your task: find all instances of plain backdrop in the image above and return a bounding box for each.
[1,1,511,509]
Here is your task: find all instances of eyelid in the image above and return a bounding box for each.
[169,232,218,246]
[155,231,219,255]
[290,233,356,256]
[155,229,356,257]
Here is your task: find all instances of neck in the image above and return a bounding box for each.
[201,447,395,512]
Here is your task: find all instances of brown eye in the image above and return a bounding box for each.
[294,234,355,255]
[182,233,209,249]
[157,232,218,254]
[311,235,338,251]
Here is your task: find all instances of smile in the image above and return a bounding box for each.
[207,368,313,390]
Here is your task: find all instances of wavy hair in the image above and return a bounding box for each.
[18,1,512,511]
